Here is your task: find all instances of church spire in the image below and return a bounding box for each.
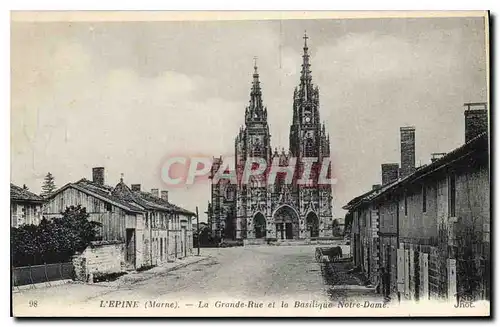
[300,31,312,99]
[250,57,262,109]
[246,57,266,123]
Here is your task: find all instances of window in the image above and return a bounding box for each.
[422,184,427,213]
[12,206,18,228]
[145,213,149,228]
[93,198,100,212]
[305,137,315,157]
[225,186,235,201]
[404,192,408,216]
[106,203,112,212]
[449,174,456,217]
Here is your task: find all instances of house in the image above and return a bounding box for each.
[44,167,195,280]
[10,183,45,227]
[344,185,384,285]
[114,183,195,264]
[344,103,490,302]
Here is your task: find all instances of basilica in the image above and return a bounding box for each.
[209,34,333,242]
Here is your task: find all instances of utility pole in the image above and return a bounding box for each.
[196,206,200,256]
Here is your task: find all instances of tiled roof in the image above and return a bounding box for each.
[47,177,195,216]
[113,180,196,216]
[133,189,196,216]
[69,179,145,213]
[112,181,164,211]
[10,183,45,202]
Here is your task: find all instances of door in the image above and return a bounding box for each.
[285,223,293,239]
[420,253,429,301]
[397,248,405,294]
[276,223,284,240]
[181,227,186,258]
[386,246,391,292]
[126,229,136,268]
[160,238,163,261]
[404,249,410,298]
[184,229,187,257]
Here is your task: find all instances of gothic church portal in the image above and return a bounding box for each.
[209,34,333,241]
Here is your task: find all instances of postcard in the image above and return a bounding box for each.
[10,11,490,317]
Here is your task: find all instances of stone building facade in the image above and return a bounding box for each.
[45,167,194,279]
[210,34,333,242]
[345,103,490,302]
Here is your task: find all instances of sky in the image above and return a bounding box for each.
[11,15,488,221]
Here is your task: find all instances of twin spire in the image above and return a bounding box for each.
[300,31,313,97]
[246,56,266,123]
[250,56,262,108]
[246,31,315,124]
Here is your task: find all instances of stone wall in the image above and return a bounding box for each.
[72,241,125,281]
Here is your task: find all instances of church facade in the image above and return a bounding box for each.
[209,34,333,241]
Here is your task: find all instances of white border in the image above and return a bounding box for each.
[2,1,498,326]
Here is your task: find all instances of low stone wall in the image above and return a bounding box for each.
[243,238,351,247]
[72,241,125,282]
[243,239,267,246]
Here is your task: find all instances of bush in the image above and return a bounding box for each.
[11,205,101,267]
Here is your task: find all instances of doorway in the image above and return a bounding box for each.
[285,223,293,239]
[273,205,299,240]
[125,229,136,268]
[253,213,267,239]
[306,212,319,238]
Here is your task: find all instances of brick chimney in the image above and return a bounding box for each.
[131,184,141,192]
[381,163,399,185]
[464,103,488,143]
[151,188,160,198]
[400,127,416,178]
[161,190,169,202]
[92,167,105,185]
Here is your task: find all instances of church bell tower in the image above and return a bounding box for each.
[289,32,332,238]
[235,59,272,240]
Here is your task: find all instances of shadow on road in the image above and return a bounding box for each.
[316,247,380,302]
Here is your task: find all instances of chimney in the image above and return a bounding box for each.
[372,184,382,190]
[400,126,416,178]
[381,163,399,185]
[131,184,141,192]
[92,167,105,185]
[161,190,169,202]
[464,102,488,143]
[151,188,160,198]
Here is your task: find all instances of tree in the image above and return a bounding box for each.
[11,205,101,266]
[41,172,56,197]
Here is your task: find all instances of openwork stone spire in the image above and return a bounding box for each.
[246,57,267,123]
[300,31,313,101]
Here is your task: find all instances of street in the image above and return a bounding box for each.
[94,245,332,301]
[13,244,383,316]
